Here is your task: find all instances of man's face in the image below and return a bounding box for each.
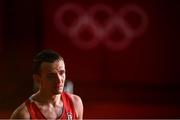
[38,60,66,95]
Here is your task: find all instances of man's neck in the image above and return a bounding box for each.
[33,90,62,107]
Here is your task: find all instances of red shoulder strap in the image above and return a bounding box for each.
[62,92,78,119]
[25,99,45,119]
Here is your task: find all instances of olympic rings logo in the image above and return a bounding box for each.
[54,3,148,51]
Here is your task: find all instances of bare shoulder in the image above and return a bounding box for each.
[67,93,82,104]
[10,102,30,119]
[66,92,83,119]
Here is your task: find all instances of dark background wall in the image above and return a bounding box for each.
[0,0,180,118]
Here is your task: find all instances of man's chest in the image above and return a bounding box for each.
[36,104,64,119]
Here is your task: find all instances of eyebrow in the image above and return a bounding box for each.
[47,70,65,74]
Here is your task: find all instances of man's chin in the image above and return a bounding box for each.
[53,90,63,95]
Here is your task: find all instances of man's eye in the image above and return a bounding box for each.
[59,71,65,75]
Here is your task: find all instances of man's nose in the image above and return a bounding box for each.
[56,74,63,83]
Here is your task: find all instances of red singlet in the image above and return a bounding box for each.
[25,92,77,119]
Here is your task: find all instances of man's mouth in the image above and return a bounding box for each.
[56,85,63,89]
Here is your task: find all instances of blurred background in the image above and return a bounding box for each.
[0,0,180,118]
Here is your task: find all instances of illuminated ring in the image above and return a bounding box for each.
[118,4,148,37]
[103,17,133,51]
[103,4,148,50]
[69,15,100,50]
[54,3,84,34]
[88,4,114,41]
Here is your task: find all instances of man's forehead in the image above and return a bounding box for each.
[41,60,65,71]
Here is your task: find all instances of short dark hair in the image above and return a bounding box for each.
[32,49,64,74]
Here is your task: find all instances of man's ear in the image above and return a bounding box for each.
[33,74,40,82]
[33,74,40,91]
[33,74,41,84]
